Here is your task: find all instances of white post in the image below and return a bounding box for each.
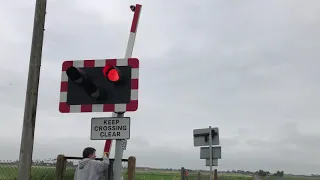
[113,113,124,180]
[209,126,213,180]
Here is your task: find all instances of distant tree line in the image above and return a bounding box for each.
[218,169,285,177]
[0,159,57,166]
[253,169,284,177]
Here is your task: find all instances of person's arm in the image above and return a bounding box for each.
[94,156,110,173]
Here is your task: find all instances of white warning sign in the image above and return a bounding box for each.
[90,117,130,140]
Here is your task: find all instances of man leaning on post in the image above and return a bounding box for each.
[74,147,110,180]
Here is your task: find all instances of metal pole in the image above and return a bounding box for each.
[112,4,142,180]
[209,126,213,180]
[17,0,47,179]
[113,113,124,180]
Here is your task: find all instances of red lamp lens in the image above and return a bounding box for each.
[102,65,120,82]
[107,69,120,82]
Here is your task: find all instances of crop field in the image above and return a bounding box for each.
[1,164,320,180]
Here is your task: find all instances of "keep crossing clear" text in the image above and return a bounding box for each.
[93,119,128,138]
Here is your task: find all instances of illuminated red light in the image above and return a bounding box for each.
[103,65,120,82]
[107,69,120,82]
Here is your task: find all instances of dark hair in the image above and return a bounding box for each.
[82,147,96,158]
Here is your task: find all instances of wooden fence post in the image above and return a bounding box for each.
[127,156,136,180]
[106,159,114,180]
[197,171,201,180]
[180,167,186,180]
[55,154,66,180]
[214,169,217,180]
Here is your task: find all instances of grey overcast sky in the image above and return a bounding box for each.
[0,0,320,175]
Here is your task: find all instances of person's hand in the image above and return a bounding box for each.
[103,152,109,159]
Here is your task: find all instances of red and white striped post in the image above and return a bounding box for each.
[103,4,142,180]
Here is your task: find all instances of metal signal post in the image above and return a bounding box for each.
[57,4,143,180]
[193,127,221,180]
[209,126,213,180]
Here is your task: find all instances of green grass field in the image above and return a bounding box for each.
[1,164,320,180]
[0,165,251,180]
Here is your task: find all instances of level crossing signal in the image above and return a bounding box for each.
[59,58,139,113]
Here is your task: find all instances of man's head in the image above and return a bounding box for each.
[82,147,96,159]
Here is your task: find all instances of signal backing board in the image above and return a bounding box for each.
[59,58,139,113]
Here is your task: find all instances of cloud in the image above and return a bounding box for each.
[0,0,320,175]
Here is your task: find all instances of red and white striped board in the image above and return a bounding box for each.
[59,58,139,113]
